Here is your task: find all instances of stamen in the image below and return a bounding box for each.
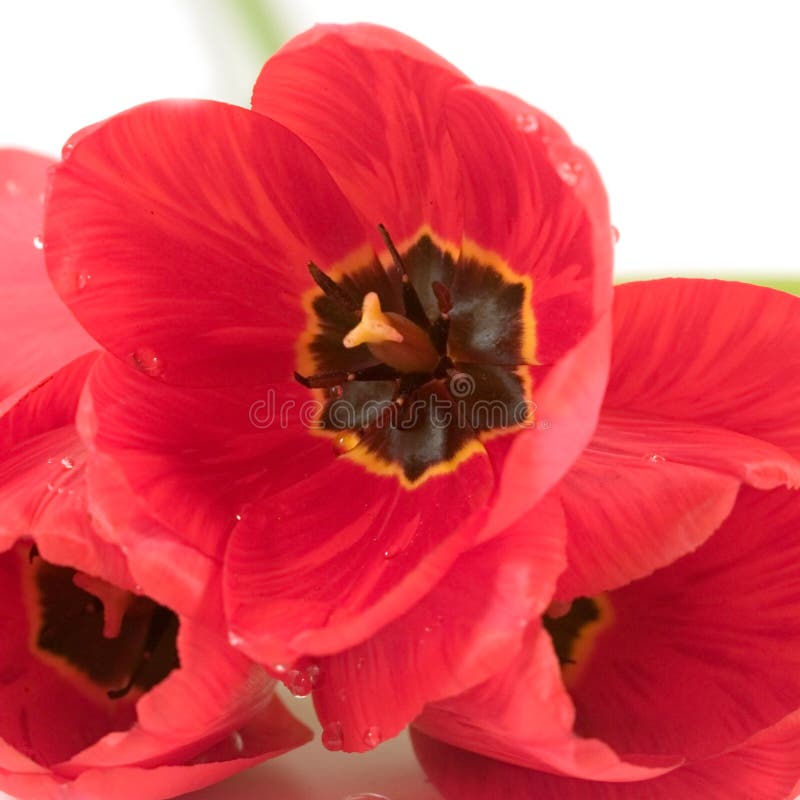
[432,281,453,316]
[307,262,360,313]
[294,363,400,389]
[377,224,431,329]
[108,605,179,699]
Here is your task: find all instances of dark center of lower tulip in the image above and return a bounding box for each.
[0,542,180,766]
[543,597,601,667]
[543,594,613,687]
[295,227,535,486]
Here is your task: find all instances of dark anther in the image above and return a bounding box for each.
[377,223,431,330]
[307,262,361,313]
[295,363,400,389]
[432,281,453,316]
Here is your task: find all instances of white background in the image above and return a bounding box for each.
[2,0,799,279]
[0,2,799,799]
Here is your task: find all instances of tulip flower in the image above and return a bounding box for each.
[41,23,614,686]
[0,151,310,800]
[411,278,800,800]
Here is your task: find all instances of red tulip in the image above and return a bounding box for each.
[41,23,614,687]
[0,151,310,800]
[0,150,94,412]
[411,279,800,799]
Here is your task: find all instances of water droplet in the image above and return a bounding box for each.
[355,657,365,670]
[234,513,243,522]
[514,111,539,133]
[285,668,313,697]
[557,160,584,186]
[383,546,400,560]
[611,225,620,244]
[5,179,20,196]
[306,663,322,687]
[362,725,382,748]
[646,453,666,463]
[270,663,288,674]
[62,141,76,160]
[60,457,75,470]
[344,795,391,800]
[333,431,360,455]
[329,385,344,399]
[227,631,245,648]
[77,271,92,290]
[321,721,344,751]
[130,348,165,378]
[231,731,244,753]
[32,235,44,251]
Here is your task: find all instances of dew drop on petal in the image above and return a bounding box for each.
[611,225,620,244]
[285,668,313,697]
[60,457,75,470]
[557,160,584,186]
[514,111,539,133]
[130,348,165,379]
[306,663,322,687]
[231,731,244,753]
[333,432,360,455]
[32,235,44,251]
[76,271,92,291]
[362,726,382,748]
[61,141,76,160]
[321,721,344,751]
[355,656,365,671]
[646,453,666,463]
[227,631,245,648]
[344,795,391,800]
[5,179,20,196]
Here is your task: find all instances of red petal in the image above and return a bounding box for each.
[224,451,494,664]
[252,24,468,248]
[82,353,331,560]
[555,410,800,598]
[58,697,308,800]
[83,455,221,622]
[443,86,613,362]
[480,312,611,542]
[608,280,800,458]
[416,623,675,780]
[569,486,800,761]
[0,150,95,406]
[313,494,567,751]
[45,100,369,388]
[412,709,800,800]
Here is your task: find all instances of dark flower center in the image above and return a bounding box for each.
[296,228,535,486]
[0,542,179,766]
[543,596,602,667]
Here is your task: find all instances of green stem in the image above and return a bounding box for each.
[226,0,286,56]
